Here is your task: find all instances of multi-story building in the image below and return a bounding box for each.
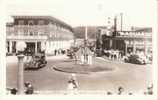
[6,16,74,55]
[97,27,152,56]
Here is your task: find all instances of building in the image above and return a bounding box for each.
[6,16,74,55]
[97,27,152,56]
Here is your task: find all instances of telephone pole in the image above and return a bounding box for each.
[120,13,123,31]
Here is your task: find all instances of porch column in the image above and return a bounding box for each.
[109,39,113,49]
[35,42,37,53]
[9,41,12,53]
[144,41,148,55]
[133,41,136,54]
[7,41,9,53]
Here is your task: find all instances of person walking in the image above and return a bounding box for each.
[24,82,34,95]
[54,49,57,56]
[67,80,74,94]
[118,86,124,95]
[67,74,78,95]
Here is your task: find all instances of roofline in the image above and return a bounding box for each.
[11,15,73,31]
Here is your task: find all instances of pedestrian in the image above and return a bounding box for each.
[54,49,57,56]
[67,80,74,94]
[147,84,153,95]
[67,74,78,95]
[71,74,78,94]
[24,82,34,95]
[10,88,17,95]
[118,86,124,95]
[107,91,112,95]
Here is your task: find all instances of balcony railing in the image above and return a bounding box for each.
[117,32,152,38]
[6,35,47,40]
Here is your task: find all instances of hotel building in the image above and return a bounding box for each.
[6,16,74,55]
[97,27,152,56]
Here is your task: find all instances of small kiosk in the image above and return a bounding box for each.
[75,46,93,65]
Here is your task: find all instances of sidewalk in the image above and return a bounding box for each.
[6,55,69,63]
[99,56,125,63]
[6,56,18,63]
[46,55,69,60]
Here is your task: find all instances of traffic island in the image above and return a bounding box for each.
[53,58,116,74]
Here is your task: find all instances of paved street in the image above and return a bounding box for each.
[6,55,152,94]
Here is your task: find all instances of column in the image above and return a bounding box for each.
[144,41,148,56]
[7,41,9,53]
[9,41,12,53]
[88,55,92,65]
[133,41,136,54]
[35,42,37,53]
[46,41,49,54]
[80,55,84,64]
[109,39,112,49]
[15,41,18,54]
[17,55,25,94]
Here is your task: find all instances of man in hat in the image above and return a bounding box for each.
[24,82,34,94]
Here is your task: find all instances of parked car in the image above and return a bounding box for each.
[24,53,47,70]
[124,54,147,65]
[67,49,74,59]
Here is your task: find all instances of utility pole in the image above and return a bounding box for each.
[114,16,117,34]
[120,13,123,31]
[113,16,117,50]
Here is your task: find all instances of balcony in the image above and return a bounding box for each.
[117,32,152,38]
[14,25,50,30]
[6,35,47,40]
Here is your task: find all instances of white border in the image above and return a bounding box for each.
[0,0,157,100]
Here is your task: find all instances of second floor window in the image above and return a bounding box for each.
[18,20,24,25]
[38,20,44,25]
[29,32,33,36]
[28,20,34,25]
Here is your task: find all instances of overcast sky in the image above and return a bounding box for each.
[5,0,157,29]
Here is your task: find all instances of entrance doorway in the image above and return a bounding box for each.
[26,42,35,54]
[25,42,41,54]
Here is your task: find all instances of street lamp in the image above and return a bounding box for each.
[16,41,26,94]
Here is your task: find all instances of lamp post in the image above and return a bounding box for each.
[16,41,26,94]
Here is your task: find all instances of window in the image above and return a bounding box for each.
[24,29,28,36]
[18,20,24,25]
[28,20,34,25]
[34,32,38,36]
[29,32,33,36]
[38,20,44,25]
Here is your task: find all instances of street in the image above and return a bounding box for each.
[6,55,152,94]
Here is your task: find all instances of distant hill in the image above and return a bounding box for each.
[73,26,106,39]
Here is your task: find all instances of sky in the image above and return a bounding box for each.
[5,0,157,29]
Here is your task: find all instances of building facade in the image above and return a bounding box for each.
[97,27,152,56]
[6,16,74,55]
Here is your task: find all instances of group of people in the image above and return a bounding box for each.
[54,49,66,56]
[7,82,34,95]
[104,49,124,61]
[106,84,153,95]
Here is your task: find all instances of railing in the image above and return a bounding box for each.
[14,25,72,32]
[7,35,47,40]
[117,32,152,38]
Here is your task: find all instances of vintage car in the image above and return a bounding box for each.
[124,54,147,65]
[24,53,47,70]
